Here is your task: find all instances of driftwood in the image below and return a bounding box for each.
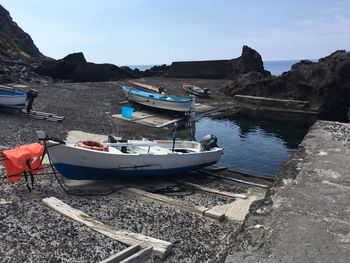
[42,197,172,259]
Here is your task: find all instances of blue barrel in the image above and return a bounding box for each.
[121,106,134,119]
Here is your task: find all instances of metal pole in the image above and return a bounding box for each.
[172,122,177,153]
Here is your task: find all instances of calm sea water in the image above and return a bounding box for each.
[176,116,311,178]
[263,60,300,75]
[129,59,317,76]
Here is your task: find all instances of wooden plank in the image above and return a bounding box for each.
[100,245,139,263]
[42,197,172,259]
[181,181,247,199]
[199,169,269,188]
[155,116,185,128]
[120,246,152,263]
[124,187,225,221]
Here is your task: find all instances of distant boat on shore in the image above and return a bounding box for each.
[182,84,211,98]
[0,85,27,110]
[122,85,193,113]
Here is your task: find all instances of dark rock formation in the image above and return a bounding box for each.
[0,4,51,83]
[226,45,270,79]
[35,52,135,82]
[167,60,229,79]
[167,46,270,79]
[222,50,350,121]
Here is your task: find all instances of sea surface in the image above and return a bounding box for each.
[129,59,317,76]
[176,116,311,178]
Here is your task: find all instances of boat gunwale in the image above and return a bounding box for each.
[50,140,223,156]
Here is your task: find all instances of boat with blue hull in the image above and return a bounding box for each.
[0,85,27,110]
[39,132,223,180]
[122,85,193,113]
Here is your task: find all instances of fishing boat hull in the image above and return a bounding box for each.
[44,140,223,180]
[123,86,192,112]
[0,87,27,110]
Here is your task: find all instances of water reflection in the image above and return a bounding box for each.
[175,115,312,177]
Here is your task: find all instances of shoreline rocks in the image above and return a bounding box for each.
[222,50,350,121]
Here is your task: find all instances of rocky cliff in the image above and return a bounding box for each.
[0,4,49,83]
[222,50,350,120]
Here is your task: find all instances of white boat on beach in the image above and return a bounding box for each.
[122,85,193,113]
[38,131,223,180]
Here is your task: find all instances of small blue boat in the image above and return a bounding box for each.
[0,85,27,110]
[122,85,193,112]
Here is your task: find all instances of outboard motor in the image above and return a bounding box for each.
[200,134,218,151]
[26,89,38,113]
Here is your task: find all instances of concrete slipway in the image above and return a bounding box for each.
[225,121,350,263]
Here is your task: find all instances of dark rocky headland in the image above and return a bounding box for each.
[1,3,350,263]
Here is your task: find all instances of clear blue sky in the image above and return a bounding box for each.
[1,0,349,65]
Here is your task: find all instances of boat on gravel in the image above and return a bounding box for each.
[0,85,27,110]
[37,131,223,180]
[182,84,211,98]
[122,85,193,113]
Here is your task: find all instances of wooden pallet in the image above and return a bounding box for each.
[100,245,152,263]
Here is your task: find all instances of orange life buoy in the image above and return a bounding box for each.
[75,141,109,152]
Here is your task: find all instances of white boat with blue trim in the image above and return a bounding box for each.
[0,85,27,110]
[39,132,223,180]
[122,85,193,112]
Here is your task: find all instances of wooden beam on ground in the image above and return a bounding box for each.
[124,187,225,222]
[180,181,247,199]
[198,169,270,188]
[100,245,152,263]
[155,116,185,128]
[42,197,172,259]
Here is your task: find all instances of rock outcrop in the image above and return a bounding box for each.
[222,50,350,121]
[167,46,270,79]
[0,4,50,83]
[35,52,135,82]
[226,45,270,79]
[35,54,171,82]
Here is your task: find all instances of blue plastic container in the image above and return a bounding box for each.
[121,106,134,119]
